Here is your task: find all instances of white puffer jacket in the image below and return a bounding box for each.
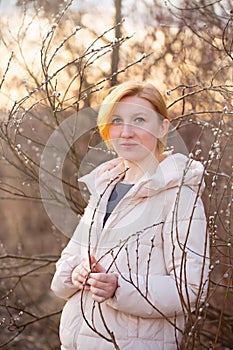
[51,153,209,350]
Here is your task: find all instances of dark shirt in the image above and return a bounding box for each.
[103,182,134,227]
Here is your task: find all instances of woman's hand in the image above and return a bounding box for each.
[72,255,118,303]
[88,256,118,303]
[88,269,119,303]
[71,260,91,291]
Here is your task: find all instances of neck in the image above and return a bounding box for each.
[122,154,159,184]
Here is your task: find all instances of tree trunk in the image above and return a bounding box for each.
[111,0,122,86]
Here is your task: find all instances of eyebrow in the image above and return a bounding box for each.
[111,112,147,118]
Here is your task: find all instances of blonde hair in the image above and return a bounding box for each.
[97,81,169,153]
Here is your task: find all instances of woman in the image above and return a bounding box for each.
[51,81,209,350]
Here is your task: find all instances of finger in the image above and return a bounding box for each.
[89,273,118,299]
[88,278,106,291]
[72,277,83,289]
[81,258,98,274]
[72,274,90,290]
[90,255,97,265]
[91,260,105,273]
[89,273,108,283]
[83,281,91,291]
[72,270,85,284]
[72,264,89,288]
[89,279,114,299]
[80,263,90,276]
[94,261,105,273]
[88,256,106,274]
[72,270,84,285]
[91,294,105,303]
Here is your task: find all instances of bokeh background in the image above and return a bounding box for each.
[0,1,232,349]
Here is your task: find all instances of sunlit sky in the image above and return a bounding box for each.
[0,0,165,20]
[0,0,230,111]
[0,0,17,12]
[0,0,165,108]
[0,0,115,13]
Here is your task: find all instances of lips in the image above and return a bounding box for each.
[119,142,138,147]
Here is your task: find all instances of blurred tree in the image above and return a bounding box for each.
[0,0,232,349]
[111,0,122,86]
[16,0,67,14]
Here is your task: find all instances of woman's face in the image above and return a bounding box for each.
[109,95,168,163]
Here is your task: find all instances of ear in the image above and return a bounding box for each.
[158,119,170,138]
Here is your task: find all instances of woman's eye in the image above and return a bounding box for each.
[111,117,122,124]
[135,117,145,123]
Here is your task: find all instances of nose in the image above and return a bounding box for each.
[120,123,134,138]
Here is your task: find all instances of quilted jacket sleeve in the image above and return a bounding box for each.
[50,237,83,300]
[50,195,97,300]
[106,186,209,318]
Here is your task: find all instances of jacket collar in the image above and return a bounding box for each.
[79,153,205,199]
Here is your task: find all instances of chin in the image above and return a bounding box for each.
[120,154,150,163]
